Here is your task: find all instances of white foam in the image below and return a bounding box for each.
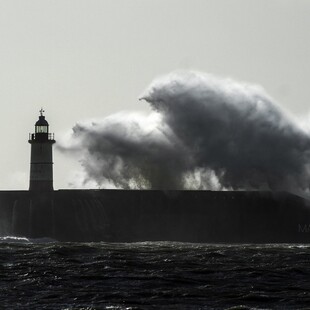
[0,236,57,244]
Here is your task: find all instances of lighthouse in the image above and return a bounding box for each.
[28,109,55,191]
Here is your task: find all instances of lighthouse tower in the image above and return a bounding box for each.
[28,109,55,191]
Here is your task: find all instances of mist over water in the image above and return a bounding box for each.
[58,71,310,192]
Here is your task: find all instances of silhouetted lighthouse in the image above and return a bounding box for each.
[28,109,55,191]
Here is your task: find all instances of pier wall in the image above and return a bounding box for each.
[0,190,309,242]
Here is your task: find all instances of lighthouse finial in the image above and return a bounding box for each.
[40,108,45,116]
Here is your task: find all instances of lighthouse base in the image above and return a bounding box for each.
[29,180,54,191]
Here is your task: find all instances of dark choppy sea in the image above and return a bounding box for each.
[1,238,310,309]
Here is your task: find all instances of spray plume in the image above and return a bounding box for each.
[58,71,310,192]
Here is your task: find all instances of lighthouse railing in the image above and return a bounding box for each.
[29,133,55,141]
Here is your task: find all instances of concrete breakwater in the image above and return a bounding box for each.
[0,190,309,243]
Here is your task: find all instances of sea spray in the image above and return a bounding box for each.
[58,71,310,193]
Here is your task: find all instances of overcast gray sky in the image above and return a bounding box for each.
[1,0,310,189]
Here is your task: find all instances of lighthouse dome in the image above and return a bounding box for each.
[35,115,49,126]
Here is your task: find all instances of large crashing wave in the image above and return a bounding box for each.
[58,71,310,192]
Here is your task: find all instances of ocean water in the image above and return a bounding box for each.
[1,238,310,309]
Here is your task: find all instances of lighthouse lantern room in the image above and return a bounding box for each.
[28,109,55,191]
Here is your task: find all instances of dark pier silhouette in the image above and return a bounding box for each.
[0,189,309,242]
